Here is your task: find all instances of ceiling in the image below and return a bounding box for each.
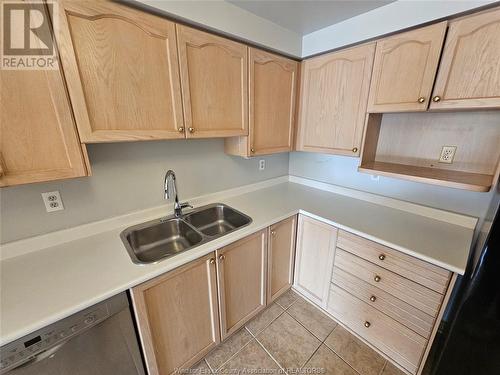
[227,0,396,35]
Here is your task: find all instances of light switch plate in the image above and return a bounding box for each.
[41,191,64,212]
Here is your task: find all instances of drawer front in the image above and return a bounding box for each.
[332,266,434,338]
[335,249,443,317]
[337,230,450,294]
[328,285,427,375]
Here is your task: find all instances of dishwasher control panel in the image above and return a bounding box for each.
[0,295,127,374]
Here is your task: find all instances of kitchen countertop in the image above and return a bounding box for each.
[0,178,476,346]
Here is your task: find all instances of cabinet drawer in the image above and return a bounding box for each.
[337,230,450,294]
[332,266,434,338]
[335,249,443,317]
[328,285,427,375]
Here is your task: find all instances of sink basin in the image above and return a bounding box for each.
[122,218,203,264]
[121,203,252,264]
[184,204,252,236]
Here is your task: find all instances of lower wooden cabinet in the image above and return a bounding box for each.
[294,215,338,308]
[216,229,268,339]
[131,254,220,375]
[267,215,297,303]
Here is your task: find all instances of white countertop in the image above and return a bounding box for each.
[0,178,476,346]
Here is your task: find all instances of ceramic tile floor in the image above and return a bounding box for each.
[190,290,407,375]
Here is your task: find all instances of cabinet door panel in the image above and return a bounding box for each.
[294,215,337,308]
[268,216,297,303]
[0,3,87,187]
[367,22,447,112]
[217,230,267,339]
[57,0,184,142]
[297,43,375,156]
[431,8,500,109]
[131,254,220,375]
[177,25,248,138]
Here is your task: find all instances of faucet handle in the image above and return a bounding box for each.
[179,202,193,210]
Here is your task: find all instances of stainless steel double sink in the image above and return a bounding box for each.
[121,203,252,264]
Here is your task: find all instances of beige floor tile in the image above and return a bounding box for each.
[287,297,337,340]
[275,289,299,309]
[246,303,284,335]
[324,326,386,375]
[219,340,281,374]
[257,312,321,370]
[303,345,358,375]
[205,328,252,370]
[381,361,407,375]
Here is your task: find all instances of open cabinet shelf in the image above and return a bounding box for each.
[359,112,500,192]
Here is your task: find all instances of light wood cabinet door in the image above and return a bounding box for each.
[225,49,298,157]
[431,8,500,110]
[267,216,297,303]
[296,43,375,156]
[0,3,88,187]
[294,215,338,308]
[131,254,220,375]
[56,0,184,142]
[367,22,447,113]
[216,230,267,339]
[177,25,248,138]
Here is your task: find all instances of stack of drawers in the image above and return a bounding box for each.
[327,230,451,375]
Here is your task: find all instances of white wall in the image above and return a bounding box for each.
[133,0,302,57]
[302,0,496,56]
[0,140,289,243]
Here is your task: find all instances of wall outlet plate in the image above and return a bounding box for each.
[41,191,64,212]
[259,159,265,171]
[439,146,457,164]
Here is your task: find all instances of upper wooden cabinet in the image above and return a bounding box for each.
[56,0,185,142]
[296,43,375,157]
[367,22,447,113]
[0,3,88,187]
[216,230,267,339]
[177,25,248,138]
[267,216,297,303]
[131,254,220,375]
[431,8,500,110]
[225,48,298,157]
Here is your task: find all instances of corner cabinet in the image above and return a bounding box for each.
[0,3,88,187]
[367,22,447,113]
[294,215,338,308]
[131,254,220,375]
[216,230,267,339]
[296,43,375,157]
[430,8,500,110]
[177,25,248,138]
[267,216,297,303]
[56,0,185,142]
[225,48,298,157]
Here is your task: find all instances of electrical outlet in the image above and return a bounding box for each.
[439,146,457,164]
[259,159,266,171]
[41,191,64,212]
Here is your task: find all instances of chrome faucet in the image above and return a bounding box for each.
[164,170,192,217]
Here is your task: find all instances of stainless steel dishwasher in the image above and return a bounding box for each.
[0,293,145,375]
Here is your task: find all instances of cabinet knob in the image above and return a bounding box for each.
[178,127,184,133]
[418,97,426,103]
[378,254,385,261]
[352,147,358,153]
[188,127,195,133]
[432,96,441,102]
[364,321,371,328]
[250,148,255,153]
[218,254,225,262]
[370,295,377,302]
[271,230,276,236]
[374,275,381,282]
[209,258,215,264]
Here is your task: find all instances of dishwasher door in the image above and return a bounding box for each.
[1,294,145,375]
